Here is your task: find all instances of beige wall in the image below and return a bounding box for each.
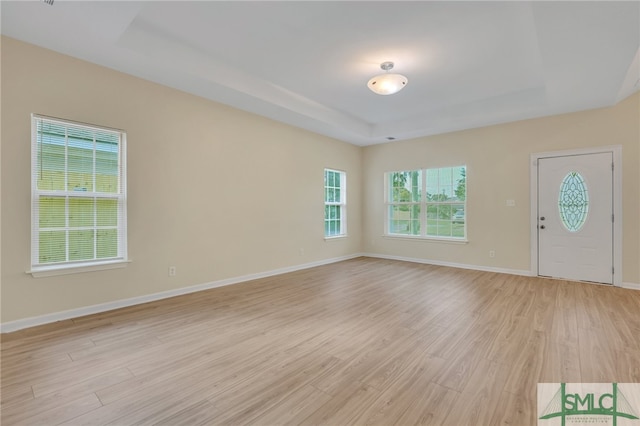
[0,37,362,323]
[363,92,640,283]
[1,36,638,326]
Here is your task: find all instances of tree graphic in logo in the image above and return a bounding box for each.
[539,383,639,426]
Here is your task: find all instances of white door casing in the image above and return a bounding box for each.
[537,152,613,284]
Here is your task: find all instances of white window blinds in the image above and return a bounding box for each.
[31,114,127,272]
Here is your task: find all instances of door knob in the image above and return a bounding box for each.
[540,216,545,221]
[540,225,546,229]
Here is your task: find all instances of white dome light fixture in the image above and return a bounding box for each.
[367,62,408,95]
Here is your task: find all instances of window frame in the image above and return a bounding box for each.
[384,166,467,241]
[29,114,129,277]
[324,168,347,239]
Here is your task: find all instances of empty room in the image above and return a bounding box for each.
[1,1,639,425]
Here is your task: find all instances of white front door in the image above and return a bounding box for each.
[537,152,613,284]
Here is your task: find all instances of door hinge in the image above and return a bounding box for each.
[612,162,614,171]
[612,214,614,222]
[612,266,615,275]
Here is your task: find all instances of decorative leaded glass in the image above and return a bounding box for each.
[558,172,589,232]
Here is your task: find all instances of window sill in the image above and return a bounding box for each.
[383,234,469,244]
[27,259,132,278]
[324,234,348,241]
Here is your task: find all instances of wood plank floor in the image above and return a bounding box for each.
[2,257,639,425]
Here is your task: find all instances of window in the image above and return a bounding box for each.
[385,166,466,239]
[30,115,127,275]
[324,169,346,237]
[388,170,422,236]
[559,171,589,232]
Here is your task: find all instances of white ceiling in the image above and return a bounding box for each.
[2,1,639,146]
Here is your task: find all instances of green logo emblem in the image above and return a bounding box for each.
[539,383,639,426]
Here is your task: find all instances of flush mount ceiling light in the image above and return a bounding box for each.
[367,62,408,95]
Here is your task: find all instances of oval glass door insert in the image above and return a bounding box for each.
[558,171,589,232]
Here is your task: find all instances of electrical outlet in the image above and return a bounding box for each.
[489,250,496,258]
[168,266,176,276]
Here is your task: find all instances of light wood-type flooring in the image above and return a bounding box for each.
[2,257,639,425]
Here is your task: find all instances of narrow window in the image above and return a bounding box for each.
[324,169,346,237]
[425,166,466,238]
[387,170,422,236]
[31,115,127,274]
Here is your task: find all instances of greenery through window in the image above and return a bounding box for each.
[386,166,466,239]
[324,169,346,237]
[31,115,127,271]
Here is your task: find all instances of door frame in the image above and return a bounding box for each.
[530,145,622,286]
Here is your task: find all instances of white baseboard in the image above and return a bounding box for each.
[4,253,635,333]
[622,282,640,290]
[0,254,363,334]
[361,252,533,277]
[363,253,640,290]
